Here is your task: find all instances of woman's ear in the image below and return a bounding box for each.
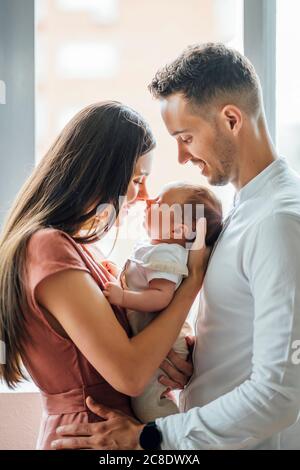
[221,105,243,136]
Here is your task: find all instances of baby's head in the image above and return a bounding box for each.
[145,182,223,247]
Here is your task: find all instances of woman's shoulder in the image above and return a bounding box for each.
[24,227,90,298]
[26,227,85,266]
[28,227,70,245]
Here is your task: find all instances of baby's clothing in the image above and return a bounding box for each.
[120,240,193,423]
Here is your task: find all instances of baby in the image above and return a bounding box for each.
[103,181,223,423]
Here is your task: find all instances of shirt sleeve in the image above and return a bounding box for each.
[156,213,300,450]
[25,228,90,310]
[141,244,188,285]
[146,270,180,285]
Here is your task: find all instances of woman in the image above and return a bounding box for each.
[0,101,207,449]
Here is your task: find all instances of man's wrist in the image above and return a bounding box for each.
[138,421,163,450]
[135,424,145,450]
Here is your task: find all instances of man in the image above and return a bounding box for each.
[52,43,300,450]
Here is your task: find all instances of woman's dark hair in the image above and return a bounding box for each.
[0,101,155,387]
[43,101,155,242]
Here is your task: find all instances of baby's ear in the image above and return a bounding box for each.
[97,209,109,220]
[173,223,189,239]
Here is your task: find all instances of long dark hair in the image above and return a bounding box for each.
[0,101,155,387]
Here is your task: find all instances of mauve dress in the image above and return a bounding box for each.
[22,228,134,449]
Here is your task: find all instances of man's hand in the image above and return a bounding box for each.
[52,397,144,450]
[159,336,195,397]
[103,281,124,306]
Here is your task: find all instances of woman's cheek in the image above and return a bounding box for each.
[126,182,137,204]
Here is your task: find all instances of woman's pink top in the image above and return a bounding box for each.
[22,228,134,449]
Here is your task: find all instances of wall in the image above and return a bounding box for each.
[0,393,42,450]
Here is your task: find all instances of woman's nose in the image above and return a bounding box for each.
[136,180,149,201]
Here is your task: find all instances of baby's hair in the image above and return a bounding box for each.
[181,184,223,246]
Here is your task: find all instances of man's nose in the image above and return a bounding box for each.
[178,142,192,165]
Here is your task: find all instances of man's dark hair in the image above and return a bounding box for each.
[149,43,262,116]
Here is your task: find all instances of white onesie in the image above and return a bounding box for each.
[120,240,193,423]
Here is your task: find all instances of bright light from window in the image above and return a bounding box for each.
[213,0,243,47]
[57,0,119,24]
[276,0,300,172]
[56,42,119,79]
[35,97,48,143]
[57,106,85,132]
[35,0,48,24]
[0,379,39,393]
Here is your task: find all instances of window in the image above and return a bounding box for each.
[57,0,119,24]
[1,0,244,392]
[35,0,243,266]
[276,0,300,172]
[56,42,119,79]
[0,80,6,104]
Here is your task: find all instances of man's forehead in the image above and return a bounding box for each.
[160,95,198,133]
[160,94,187,118]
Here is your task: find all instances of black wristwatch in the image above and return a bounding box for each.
[139,421,163,450]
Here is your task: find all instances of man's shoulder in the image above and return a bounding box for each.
[271,163,300,213]
[251,168,300,226]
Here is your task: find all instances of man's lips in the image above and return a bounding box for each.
[191,159,206,173]
[198,161,205,173]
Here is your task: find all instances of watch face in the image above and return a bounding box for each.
[140,423,162,450]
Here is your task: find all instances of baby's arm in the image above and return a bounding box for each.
[103,278,176,312]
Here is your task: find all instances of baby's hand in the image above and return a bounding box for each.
[101,260,120,278]
[103,281,124,306]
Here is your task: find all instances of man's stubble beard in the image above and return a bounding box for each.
[209,132,237,187]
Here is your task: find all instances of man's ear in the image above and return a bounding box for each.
[221,105,243,135]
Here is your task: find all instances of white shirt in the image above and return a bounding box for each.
[156,158,300,450]
[124,240,188,290]
[122,241,189,336]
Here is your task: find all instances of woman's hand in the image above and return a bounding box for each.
[101,260,120,278]
[52,397,144,450]
[188,218,211,278]
[159,336,195,395]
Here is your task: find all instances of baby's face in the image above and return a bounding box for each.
[144,185,190,241]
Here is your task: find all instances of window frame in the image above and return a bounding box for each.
[0,0,277,393]
[243,0,277,143]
